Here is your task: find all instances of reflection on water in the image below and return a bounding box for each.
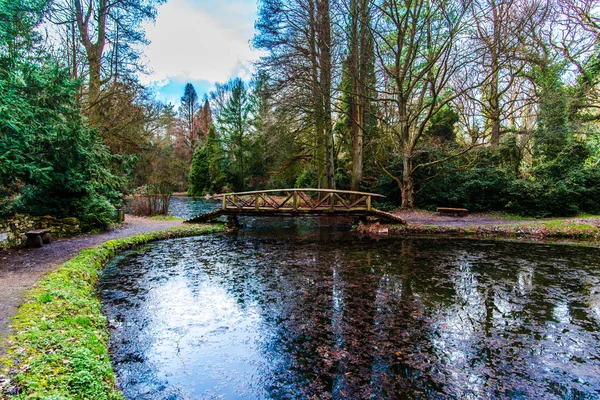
[99,229,600,399]
[168,196,219,219]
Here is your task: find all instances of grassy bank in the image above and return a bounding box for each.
[0,223,225,399]
[381,219,600,242]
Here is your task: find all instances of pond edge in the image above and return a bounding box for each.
[357,222,600,247]
[0,223,226,399]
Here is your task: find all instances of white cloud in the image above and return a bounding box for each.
[139,0,260,87]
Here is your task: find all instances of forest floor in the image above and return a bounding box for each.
[391,209,537,226]
[0,216,183,343]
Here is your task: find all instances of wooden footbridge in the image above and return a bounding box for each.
[184,189,406,225]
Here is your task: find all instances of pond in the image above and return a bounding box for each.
[168,196,220,219]
[99,222,600,399]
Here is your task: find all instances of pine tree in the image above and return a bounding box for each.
[213,78,252,191]
[179,83,201,156]
[197,98,213,139]
[188,125,225,195]
[188,145,210,195]
[0,0,122,228]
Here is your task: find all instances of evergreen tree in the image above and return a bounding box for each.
[188,125,225,195]
[0,0,123,229]
[179,83,201,155]
[188,145,210,195]
[533,63,570,162]
[213,78,252,191]
[425,105,460,143]
[198,97,213,138]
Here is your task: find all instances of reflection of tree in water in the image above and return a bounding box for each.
[428,246,600,398]
[190,238,447,397]
[179,236,600,398]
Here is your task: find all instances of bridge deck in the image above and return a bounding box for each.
[184,189,405,225]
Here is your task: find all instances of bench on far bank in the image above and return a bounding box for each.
[436,207,469,217]
[25,229,52,248]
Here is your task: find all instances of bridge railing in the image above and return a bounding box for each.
[211,189,385,212]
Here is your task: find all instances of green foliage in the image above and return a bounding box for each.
[0,224,225,399]
[188,125,226,195]
[189,144,211,195]
[373,138,600,218]
[72,196,117,231]
[213,78,253,191]
[0,0,124,228]
[295,169,318,188]
[533,63,571,161]
[149,215,183,221]
[413,149,511,212]
[0,0,47,62]
[505,148,600,217]
[424,105,460,143]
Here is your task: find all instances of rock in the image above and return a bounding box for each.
[0,214,81,249]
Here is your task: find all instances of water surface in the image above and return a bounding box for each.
[99,228,600,399]
[168,196,219,219]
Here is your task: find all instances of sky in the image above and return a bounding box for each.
[140,0,261,106]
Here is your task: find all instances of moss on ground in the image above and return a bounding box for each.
[387,220,600,242]
[0,223,225,399]
[149,215,184,221]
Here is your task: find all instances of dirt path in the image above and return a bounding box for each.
[391,209,536,227]
[0,216,182,342]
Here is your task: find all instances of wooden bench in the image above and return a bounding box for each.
[25,229,52,248]
[436,207,469,217]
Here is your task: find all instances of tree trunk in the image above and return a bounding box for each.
[489,67,501,147]
[348,0,373,192]
[349,0,363,192]
[74,0,108,127]
[488,1,501,148]
[351,116,363,191]
[308,0,326,190]
[317,0,335,189]
[70,19,77,79]
[401,152,415,208]
[87,48,102,125]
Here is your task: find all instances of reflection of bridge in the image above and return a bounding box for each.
[184,189,406,225]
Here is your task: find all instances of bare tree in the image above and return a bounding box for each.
[467,0,551,147]
[345,0,375,191]
[549,0,600,120]
[254,0,337,189]
[49,0,163,125]
[371,0,481,208]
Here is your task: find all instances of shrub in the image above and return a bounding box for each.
[189,145,210,195]
[73,195,117,230]
[127,184,172,217]
[377,143,600,217]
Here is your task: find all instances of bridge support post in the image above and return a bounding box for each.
[293,191,298,210]
[226,215,240,228]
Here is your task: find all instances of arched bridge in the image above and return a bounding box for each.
[184,189,406,225]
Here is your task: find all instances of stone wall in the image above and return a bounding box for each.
[0,214,80,250]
